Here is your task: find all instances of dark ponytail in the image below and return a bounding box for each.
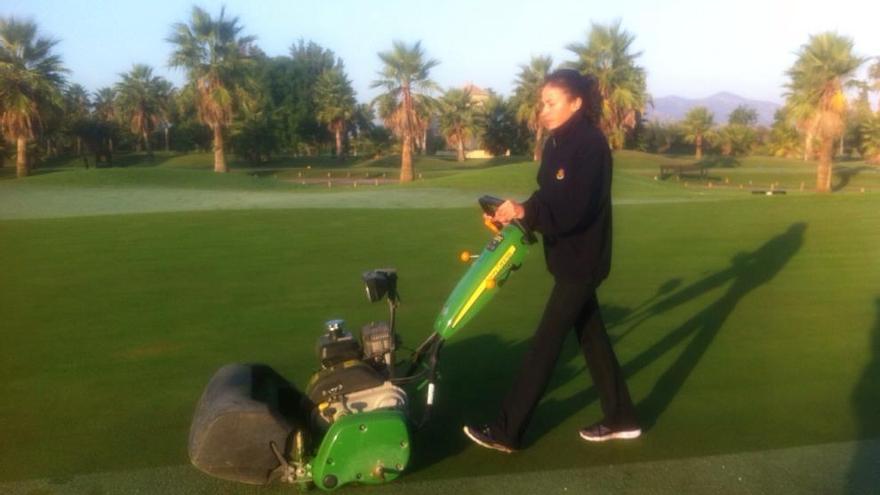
[543,69,602,126]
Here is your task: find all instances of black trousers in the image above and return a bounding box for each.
[492,279,637,447]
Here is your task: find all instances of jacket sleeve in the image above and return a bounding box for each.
[522,136,610,237]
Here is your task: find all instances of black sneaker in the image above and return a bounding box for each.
[463,424,517,453]
[578,421,642,442]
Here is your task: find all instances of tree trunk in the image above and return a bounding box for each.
[16,137,28,178]
[457,133,465,162]
[108,137,114,154]
[400,133,413,182]
[803,130,813,161]
[76,137,82,156]
[213,125,227,173]
[695,134,703,160]
[421,129,427,155]
[335,126,343,160]
[143,131,152,156]
[816,137,833,193]
[165,127,170,152]
[534,126,544,162]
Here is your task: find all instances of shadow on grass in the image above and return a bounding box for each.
[411,223,806,472]
[846,297,880,494]
[833,165,874,192]
[699,156,742,169]
[619,222,805,428]
[0,167,67,181]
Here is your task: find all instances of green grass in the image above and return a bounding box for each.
[0,152,879,494]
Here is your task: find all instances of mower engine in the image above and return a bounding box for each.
[306,318,407,426]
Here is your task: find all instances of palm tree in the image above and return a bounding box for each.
[438,88,480,161]
[413,94,437,155]
[784,32,864,192]
[64,83,91,155]
[0,17,66,178]
[314,66,356,159]
[92,87,118,153]
[371,40,439,182]
[115,64,170,155]
[168,6,256,173]
[566,20,649,149]
[513,55,552,161]
[681,106,714,160]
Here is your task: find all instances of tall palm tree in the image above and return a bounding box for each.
[565,20,649,150]
[513,55,552,161]
[374,92,403,136]
[681,106,714,160]
[784,91,820,161]
[413,94,437,155]
[438,87,480,162]
[168,6,256,173]
[92,87,117,152]
[64,83,90,155]
[314,66,356,159]
[0,17,66,178]
[115,64,170,155]
[371,40,439,182]
[784,32,864,192]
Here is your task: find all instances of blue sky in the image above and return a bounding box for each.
[5,0,879,104]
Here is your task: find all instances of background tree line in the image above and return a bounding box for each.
[2,9,879,190]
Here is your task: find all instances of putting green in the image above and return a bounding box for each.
[0,157,878,494]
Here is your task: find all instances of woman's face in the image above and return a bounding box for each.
[540,85,582,131]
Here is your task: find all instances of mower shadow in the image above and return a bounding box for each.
[846,297,880,493]
[409,332,589,473]
[411,223,807,474]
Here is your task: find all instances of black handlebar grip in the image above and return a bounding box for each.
[478,195,536,245]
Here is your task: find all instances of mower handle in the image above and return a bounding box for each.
[478,195,536,244]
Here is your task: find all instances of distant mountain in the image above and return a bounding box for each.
[644,92,781,126]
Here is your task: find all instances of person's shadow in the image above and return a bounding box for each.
[846,298,880,494]
[410,223,806,470]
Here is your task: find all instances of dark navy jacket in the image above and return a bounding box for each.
[522,116,613,285]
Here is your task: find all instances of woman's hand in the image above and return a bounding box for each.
[493,200,525,225]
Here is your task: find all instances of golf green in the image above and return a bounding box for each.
[0,159,878,494]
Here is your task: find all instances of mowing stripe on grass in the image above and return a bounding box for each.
[0,186,744,220]
[2,438,877,495]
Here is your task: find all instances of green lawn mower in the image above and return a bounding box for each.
[187,196,536,490]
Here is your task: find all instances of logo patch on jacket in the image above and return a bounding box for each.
[556,168,565,180]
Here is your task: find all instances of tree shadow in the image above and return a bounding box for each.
[699,156,742,169]
[832,165,874,192]
[845,297,880,494]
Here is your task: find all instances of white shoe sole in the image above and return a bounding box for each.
[463,426,515,453]
[579,428,642,442]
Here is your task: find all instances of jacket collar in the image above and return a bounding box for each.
[549,114,584,144]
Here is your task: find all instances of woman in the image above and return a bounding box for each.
[463,69,639,453]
